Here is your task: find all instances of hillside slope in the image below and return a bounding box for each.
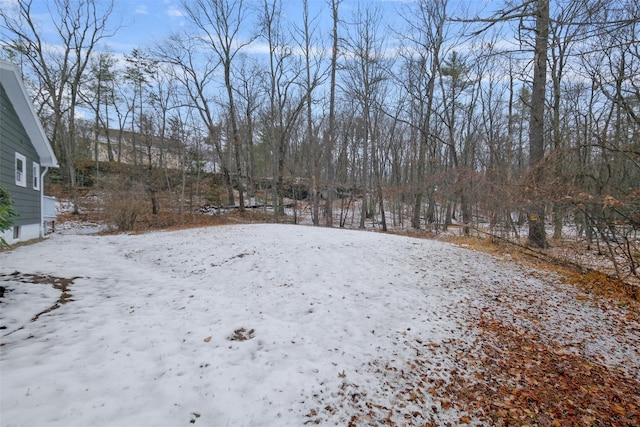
[1,224,638,426]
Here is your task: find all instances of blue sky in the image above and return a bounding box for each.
[17,0,493,57]
[109,0,187,52]
[110,0,408,54]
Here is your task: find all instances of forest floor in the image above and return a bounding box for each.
[9,189,636,426]
[403,260,640,426]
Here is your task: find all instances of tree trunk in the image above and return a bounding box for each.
[527,0,549,248]
[325,0,340,228]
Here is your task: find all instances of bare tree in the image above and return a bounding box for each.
[397,0,447,230]
[525,0,550,248]
[342,4,392,229]
[324,0,341,228]
[152,33,241,206]
[233,55,263,196]
[545,0,597,239]
[123,48,157,169]
[438,50,478,235]
[82,51,117,171]
[259,0,309,221]
[461,0,549,246]
[1,0,115,213]
[182,0,255,210]
[294,0,326,226]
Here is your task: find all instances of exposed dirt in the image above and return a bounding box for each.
[0,272,80,330]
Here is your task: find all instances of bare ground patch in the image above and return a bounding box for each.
[0,272,80,337]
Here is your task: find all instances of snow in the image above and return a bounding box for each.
[1,224,638,426]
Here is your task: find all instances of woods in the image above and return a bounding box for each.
[1,0,639,277]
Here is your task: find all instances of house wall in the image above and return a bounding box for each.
[0,223,41,243]
[0,82,42,229]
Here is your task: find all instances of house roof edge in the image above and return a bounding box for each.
[0,61,59,168]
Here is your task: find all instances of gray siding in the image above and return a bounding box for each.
[0,83,41,225]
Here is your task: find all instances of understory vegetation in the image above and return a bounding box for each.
[2,0,638,286]
[49,158,639,299]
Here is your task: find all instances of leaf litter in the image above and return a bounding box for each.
[0,224,638,426]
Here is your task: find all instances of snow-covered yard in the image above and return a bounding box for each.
[1,224,639,426]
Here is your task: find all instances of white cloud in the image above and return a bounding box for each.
[134,5,149,15]
[0,0,18,8]
[167,6,183,17]
[0,0,19,18]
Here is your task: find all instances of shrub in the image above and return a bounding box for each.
[0,185,18,247]
[100,177,146,232]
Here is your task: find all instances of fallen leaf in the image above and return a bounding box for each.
[611,403,626,416]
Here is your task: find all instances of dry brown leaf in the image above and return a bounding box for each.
[611,403,626,416]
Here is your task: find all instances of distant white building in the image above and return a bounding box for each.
[88,126,185,170]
